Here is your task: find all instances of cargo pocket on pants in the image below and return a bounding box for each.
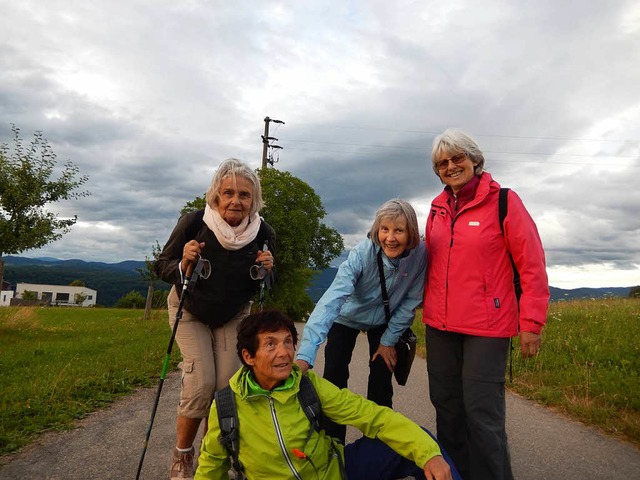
[178,360,197,408]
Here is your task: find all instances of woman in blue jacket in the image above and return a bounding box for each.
[296,199,426,443]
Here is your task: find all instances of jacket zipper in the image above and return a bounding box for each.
[443,195,484,328]
[443,216,456,329]
[268,396,303,480]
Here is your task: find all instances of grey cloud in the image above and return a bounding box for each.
[2,1,639,287]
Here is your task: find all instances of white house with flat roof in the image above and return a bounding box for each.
[15,283,97,307]
[1,289,14,307]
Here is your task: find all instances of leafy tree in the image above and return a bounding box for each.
[630,286,640,298]
[181,168,343,321]
[259,168,343,320]
[69,279,86,287]
[137,241,162,320]
[74,292,88,305]
[180,196,205,216]
[21,290,37,301]
[115,290,146,309]
[0,125,90,292]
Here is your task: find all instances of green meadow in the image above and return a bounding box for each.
[0,307,180,455]
[414,297,640,445]
[1,298,638,457]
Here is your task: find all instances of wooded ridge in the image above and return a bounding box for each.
[2,256,633,307]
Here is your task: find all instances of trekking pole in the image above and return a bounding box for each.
[250,242,270,311]
[135,256,206,480]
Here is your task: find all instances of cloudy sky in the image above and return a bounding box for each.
[2,0,639,289]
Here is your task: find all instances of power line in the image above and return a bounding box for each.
[284,141,638,161]
[321,124,640,145]
[283,147,637,167]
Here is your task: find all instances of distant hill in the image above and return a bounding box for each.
[308,268,340,302]
[2,256,634,307]
[2,256,172,307]
[548,286,632,301]
[308,267,633,302]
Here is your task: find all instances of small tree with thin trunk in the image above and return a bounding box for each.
[0,125,90,291]
[137,241,162,320]
[74,292,88,305]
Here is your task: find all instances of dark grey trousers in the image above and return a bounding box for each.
[426,325,514,480]
[322,322,393,443]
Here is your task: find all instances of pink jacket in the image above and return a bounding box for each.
[422,172,549,337]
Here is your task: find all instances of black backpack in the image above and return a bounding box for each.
[498,188,522,304]
[215,375,337,479]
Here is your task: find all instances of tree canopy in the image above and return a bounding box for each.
[0,126,90,290]
[115,290,146,309]
[179,168,343,320]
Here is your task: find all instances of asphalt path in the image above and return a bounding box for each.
[1,325,639,479]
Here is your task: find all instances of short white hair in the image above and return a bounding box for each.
[431,128,485,176]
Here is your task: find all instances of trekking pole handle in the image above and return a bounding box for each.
[186,255,206,291]
[250,243,270,280]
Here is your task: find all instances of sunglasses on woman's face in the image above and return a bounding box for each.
[435,153,467,171]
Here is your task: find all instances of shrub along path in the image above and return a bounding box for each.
[1,324,639,480]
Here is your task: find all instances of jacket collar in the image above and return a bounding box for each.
[434,172,499,215]
[445,174,480,212]
[230,364,302,404]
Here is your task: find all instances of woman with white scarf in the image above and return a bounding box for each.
[155,158,275,480]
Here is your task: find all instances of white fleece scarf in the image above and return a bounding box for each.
[203,204,261,251]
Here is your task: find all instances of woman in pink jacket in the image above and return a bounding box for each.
[422,129,550,480]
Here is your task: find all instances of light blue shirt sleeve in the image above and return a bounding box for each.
[296,247,364,366]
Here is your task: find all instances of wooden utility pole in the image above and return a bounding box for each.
[261,116,285,169]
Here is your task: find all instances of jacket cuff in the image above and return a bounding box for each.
[519,317,543,335]
[295,351,315,367]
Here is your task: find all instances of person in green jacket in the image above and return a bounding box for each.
[195,310,458,480]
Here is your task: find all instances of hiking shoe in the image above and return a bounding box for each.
[170,447,195,480]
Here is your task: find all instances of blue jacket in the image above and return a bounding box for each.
[297,239,426,367]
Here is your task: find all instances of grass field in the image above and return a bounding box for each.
[413,297,640,445]
[0,307,180,455]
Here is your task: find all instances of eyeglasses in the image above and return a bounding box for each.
[435,153,467,171]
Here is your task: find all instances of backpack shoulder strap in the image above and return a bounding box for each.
[499,187,509,235]
[498,188,521,299]
[297,376,346,479]
[298,375,323,436]
[214,386,244,477]
[498,188,519,383]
